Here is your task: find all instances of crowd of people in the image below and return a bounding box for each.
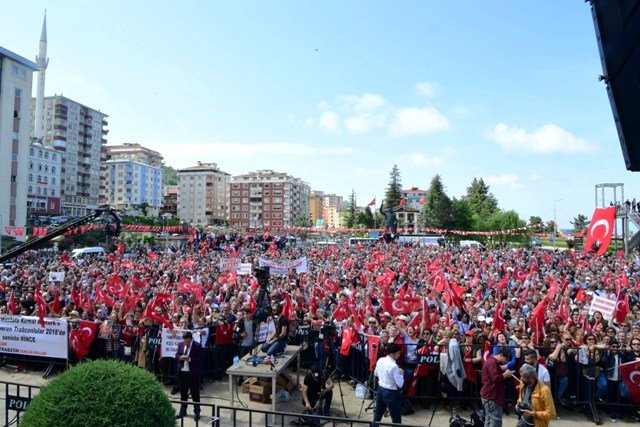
[1,230,640,424]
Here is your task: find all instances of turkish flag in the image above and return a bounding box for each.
[340,326,354,356]
[529,298,548,345]
[418,196,425,205]
[147,251,158,261]
[332,300,350,322]
[367,335,381,372]
[583,206,616,257]
[493,304,505,335]
[94,286,114,307]
[70,320,98,361]
[482,341,492,362]
[381,297,421,315]
[615,294,629,323]
[178,277,202,296]
[4,227,12,235]
[619,360,640,403]
[399,198,406,207]
[105,275,127,299]
[8,290,16,315]
[143,297,172,330]
[13,227,24,236]
[367,198,376,207]
[34,284,47,328]
[282,294,295,320]
[130,274,147,290]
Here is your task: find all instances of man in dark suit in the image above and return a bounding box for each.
[175,331,202,421]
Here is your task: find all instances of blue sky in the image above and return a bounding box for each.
[3,1,639,228]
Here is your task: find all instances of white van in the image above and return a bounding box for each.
[71,247,105,258]
[460,240,485,249]
[49,216,69,225]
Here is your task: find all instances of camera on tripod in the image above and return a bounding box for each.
[252,266,271,323]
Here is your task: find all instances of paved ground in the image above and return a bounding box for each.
[0,365,636,426]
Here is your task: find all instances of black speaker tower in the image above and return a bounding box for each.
[590,0,640,170]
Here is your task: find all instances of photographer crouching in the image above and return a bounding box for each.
[516,364,556,427]
[291,364,334,425]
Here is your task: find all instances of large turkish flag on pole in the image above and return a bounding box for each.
[583,206,616,257]
[619,360,640,403]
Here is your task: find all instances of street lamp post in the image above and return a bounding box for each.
[553,199,563,249]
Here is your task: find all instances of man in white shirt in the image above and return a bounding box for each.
[524,350,551,388]
[373,343,404,424]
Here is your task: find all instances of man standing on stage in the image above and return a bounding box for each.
[481,347,513,427]
[175,331,202,422]
[373,343,404,424]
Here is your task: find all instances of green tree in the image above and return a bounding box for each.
[385,165,403,208]
[529,215,543,226]
[571,214,589,233]
[361,206,375,228]
[451,198,473,230]
[344,190,357,228]
[463,178,498,220]
[161,162,178,186]
[420,175,454,229]
[294,214,312,227]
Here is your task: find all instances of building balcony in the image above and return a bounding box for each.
[53,140,66,150]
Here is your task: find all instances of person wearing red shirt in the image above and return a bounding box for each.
[481,347,514,427]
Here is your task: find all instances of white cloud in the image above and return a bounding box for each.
[314,88,451,137]
[389,106,451,137]
[453,106,470,115]
[318,111,340,133]
[485,174,526,189]
[415,81,436,97]
[355,167,366,175]
[407,153,443,167]
[487,123,595,154]
[338,93,386,113]
[528,173,539,182]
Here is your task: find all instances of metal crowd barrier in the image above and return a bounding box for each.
[1,381,41,427]
[327,338,640,423]
[215,405,422,427]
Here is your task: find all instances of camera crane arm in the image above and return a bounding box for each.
[0,207,121,263]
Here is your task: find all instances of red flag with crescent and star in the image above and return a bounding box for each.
[583,206,616,257]
[620,360,640,403]
[381,297,421,315]
[70,320,98,361]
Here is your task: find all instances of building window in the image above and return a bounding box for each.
[15,88,22,98]
[28,185,33,193]
[30,148,34,156]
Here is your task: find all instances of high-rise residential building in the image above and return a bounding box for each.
[27,140,62,215]
[103,144,164,215]
[309,191,324,226]
[105,143,163,167]
[229,170,310,229]
[401,187,426,210]
[0,46,37,241]
[177,162,230,226]
[322,193,343,209]
[30,95,109,217]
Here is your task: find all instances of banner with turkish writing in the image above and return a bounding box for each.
[619,360,640,403]
[583,206,616,257]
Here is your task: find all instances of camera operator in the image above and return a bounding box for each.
[294,364,334,423]
[516,363,556,427]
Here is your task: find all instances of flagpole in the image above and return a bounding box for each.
[373,196,377,230]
